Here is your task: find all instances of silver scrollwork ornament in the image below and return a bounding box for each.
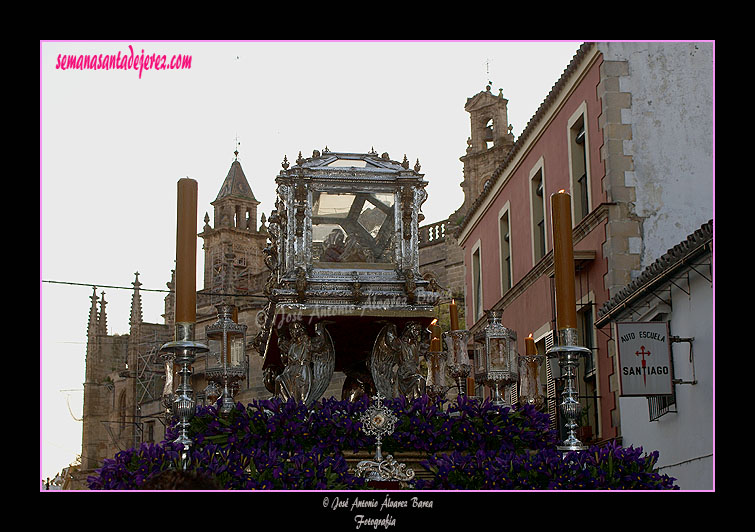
[355,393,415,483]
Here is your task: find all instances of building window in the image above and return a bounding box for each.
[578,303,596,376]
[540,331,559,431]
[530,162,546,263]
[471,241,483,323]
[145,420,155,444]
[647,311,677,421]
[498,206,512,294]
[568,105,591,223]
[577,301,598,440]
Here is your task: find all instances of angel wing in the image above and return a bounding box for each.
[306,323,335,406]
[370,323,399,399]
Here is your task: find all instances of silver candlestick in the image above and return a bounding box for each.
[518,343,545,409]
[425,348,447,399]
[160,322,208,463]
[444,329,471,397]
[546,327,591,451]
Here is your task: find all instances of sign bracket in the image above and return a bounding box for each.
[670,335,697,385]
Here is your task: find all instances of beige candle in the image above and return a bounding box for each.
[551,190,577,331]
[525,334,537,356]
[449,299,459,331]
[175,178,198,324]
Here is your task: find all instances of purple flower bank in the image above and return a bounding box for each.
[87,395,678,490]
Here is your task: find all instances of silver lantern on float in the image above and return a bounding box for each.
[473,310,518,406]
[205,303,247,415]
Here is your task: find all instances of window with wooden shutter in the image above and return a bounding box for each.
[543,331,558,431]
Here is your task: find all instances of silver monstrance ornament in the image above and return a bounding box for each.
[355,393,415,484]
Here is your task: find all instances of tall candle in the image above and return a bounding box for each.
[551,190,577,331]
[449,299,460,331]
[175,178,198,324]
[525,334,536,355]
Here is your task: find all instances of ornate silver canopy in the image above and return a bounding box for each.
[269,149,437,313]
[257,149,439,403]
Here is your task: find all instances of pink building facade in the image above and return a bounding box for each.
[458,40,713,447]
[458,44,616,442]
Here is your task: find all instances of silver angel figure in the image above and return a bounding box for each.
[370,322,427,400]
[275,321,335,406]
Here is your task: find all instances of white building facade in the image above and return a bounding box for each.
[597,42,714,272]
[596,220,713,490]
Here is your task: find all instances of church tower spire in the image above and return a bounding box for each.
[97,292,108,336]
[130,271,143,327]
[86,286,100,374]
[87,285,99,338]
[211,147,260,231]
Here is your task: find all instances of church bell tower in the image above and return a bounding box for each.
[199,148,268,302]
[458,83,515,216]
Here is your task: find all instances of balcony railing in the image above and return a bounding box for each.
[419,219,448,247]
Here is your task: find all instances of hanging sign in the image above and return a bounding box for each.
[616,321,673,396]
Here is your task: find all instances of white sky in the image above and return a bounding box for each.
[40,40,582,482]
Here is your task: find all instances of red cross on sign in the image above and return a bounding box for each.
[635,345,651,386]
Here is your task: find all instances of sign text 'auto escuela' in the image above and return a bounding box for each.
[616,321,673,396]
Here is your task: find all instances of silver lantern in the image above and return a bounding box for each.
[205,303,247,416]
[473,310,518,406]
